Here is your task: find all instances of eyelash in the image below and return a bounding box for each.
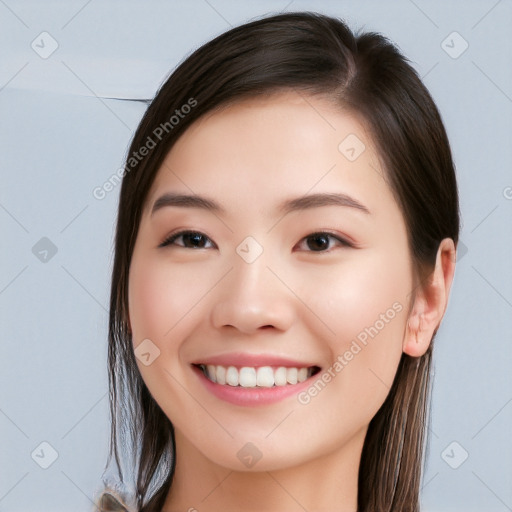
[159,230,353,252]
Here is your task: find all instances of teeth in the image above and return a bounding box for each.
[226,366,239,386]
[286,367,298,385]
[256,366,274,387]
[297,367,308,383]
[215,365,226,385]
[274,366,287,386]
[199,364,315,388]
[206,365,217,383]
[239,367,257,387]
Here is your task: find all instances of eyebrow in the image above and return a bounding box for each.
[150,191,370,217]
[151,192,223,216]
[278,192,370,215]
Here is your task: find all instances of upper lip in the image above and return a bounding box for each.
[191,353,320,368]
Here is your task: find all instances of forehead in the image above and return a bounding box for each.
[145,90,395,221]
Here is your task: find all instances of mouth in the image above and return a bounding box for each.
[193,363,322,388]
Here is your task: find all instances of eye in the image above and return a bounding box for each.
[295,232,352,252]
[159,230,216,249]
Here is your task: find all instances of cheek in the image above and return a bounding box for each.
[128,254,213,344]
[302,250,410,341]
[297,252,411,419]
[127,253,215,419]
[128,264,174,343]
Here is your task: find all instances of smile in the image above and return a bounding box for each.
[195,364,321,388]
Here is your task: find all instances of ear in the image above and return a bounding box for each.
[403,238,457,357]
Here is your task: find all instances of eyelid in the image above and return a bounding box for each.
[294,231,354,251]
[159,229,216,249]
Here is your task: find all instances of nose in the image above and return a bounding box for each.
[210,253,295,335]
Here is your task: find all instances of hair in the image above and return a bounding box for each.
[96,11,460,512]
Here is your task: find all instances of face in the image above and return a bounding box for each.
[128,91,415,472]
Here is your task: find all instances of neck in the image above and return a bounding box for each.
[162,427,366,512]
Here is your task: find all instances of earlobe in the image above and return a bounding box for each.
[403,302,429,357]
[403,238,456,357]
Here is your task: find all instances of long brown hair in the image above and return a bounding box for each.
[96,11,460,512]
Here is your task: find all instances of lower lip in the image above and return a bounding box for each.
[192,365,317,406]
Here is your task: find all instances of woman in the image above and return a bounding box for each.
[96,11,460,512]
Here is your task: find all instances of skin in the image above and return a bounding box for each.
[128,90,456,512]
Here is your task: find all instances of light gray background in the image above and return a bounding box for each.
[1,1,511,511]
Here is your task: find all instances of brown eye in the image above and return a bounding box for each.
[306,233,330,251]
[296,232,352,252]
[182,232,208,248]
[160,231,215,249]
